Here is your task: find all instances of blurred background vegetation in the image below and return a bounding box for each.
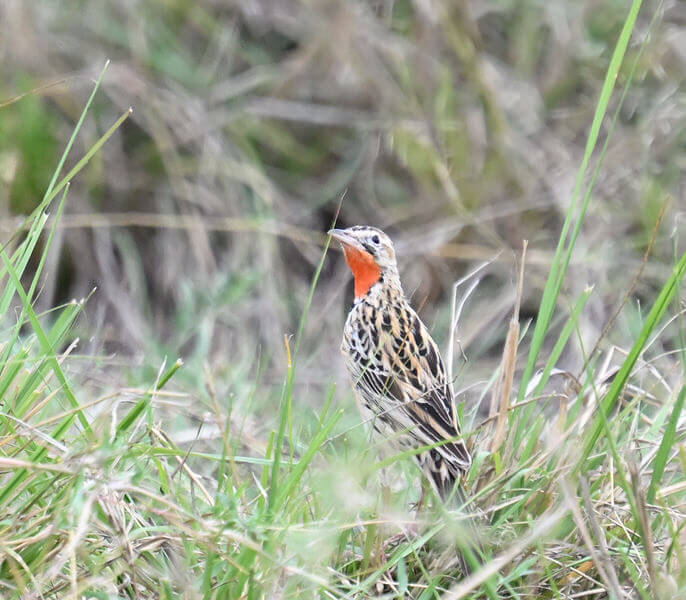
[0,0,683,418]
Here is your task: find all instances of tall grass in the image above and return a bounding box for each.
[0,3,685,600]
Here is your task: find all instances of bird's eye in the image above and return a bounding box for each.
[371,235,380,244]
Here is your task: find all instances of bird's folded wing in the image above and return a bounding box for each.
[350,310,470,462]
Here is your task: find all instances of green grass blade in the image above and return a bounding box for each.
[0,215,48,317]
[0,186,70,388]
[1,62,110,252]
[44,108,132,207]
[517,0,643,403]
[647,386,685,503]
[268,234,332,512]
[42,63,109,205]
[532,288,593,398]
[0,246,90,433]
[26,184,68,302]
[579,250,686,468]
[116,359,183,435]
[273,403,342,511]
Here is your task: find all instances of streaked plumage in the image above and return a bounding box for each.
[329,226,471,500]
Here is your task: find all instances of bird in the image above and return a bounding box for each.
[328,225,471,502]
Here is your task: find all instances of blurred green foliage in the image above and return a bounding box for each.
[1,81,58,213]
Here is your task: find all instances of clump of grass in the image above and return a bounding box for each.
[1,3,685,600]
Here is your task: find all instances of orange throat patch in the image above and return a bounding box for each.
[342,245,381,298]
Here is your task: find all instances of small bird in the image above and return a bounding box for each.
[329,225,471,501]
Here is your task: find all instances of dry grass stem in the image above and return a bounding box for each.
[489,240,527,452]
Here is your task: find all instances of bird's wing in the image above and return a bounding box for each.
[346,303,471,477]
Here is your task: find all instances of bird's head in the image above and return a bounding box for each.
[328,226,399,298]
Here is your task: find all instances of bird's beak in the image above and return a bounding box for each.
[327,228,364,251]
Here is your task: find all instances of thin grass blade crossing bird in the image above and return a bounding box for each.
[328,226,472,502]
